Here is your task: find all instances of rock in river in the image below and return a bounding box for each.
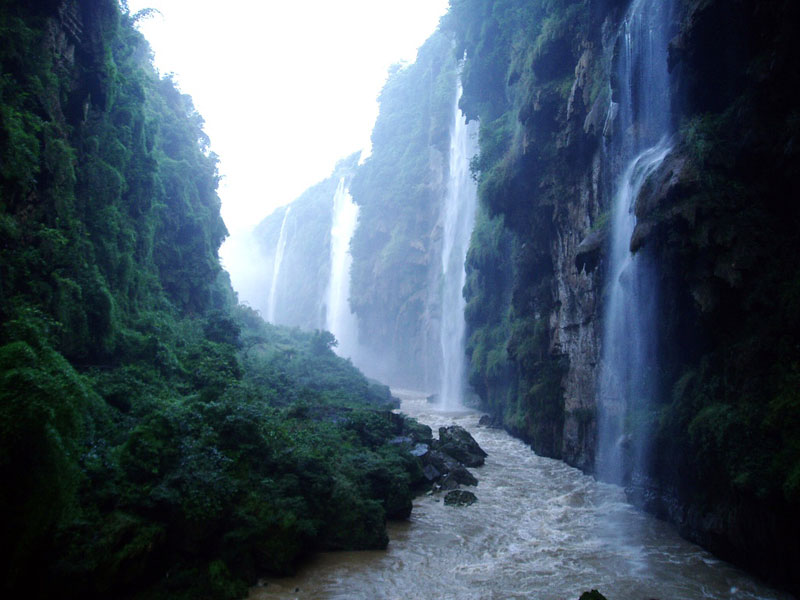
[437,425,488,467]
[444,490,477,507]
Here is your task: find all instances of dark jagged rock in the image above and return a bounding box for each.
[578,591,608,600]
[449,465,478,486]
[437,425,487,467]
[416,426,486,490]
[436,475,461,492]
[443,490,477,507]
[427,449,461,475]
[477,414,502,428]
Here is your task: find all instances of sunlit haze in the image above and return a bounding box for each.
[127,0,449,284]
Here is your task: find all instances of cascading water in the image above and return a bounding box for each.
[438,82,479,409]
[325,177,360,359]
[597,0,675,484]
[266,205,291,323]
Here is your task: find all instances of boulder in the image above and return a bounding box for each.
[443,490,477,507]
[449,465,478,486]
[427,449,460,475]
[437,425,487,467]
[477,414,502,428]
[436,475,460,492]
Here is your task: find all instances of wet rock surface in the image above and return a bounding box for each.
[436,425,488,467]
[443,490,477,507]
[413,422,486,494]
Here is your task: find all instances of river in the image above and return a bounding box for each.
[250,390,791,600]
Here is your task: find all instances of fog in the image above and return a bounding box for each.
[127,0,448,303]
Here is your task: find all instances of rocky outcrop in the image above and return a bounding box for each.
[411,424,486,493]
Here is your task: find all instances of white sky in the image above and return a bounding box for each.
[128,0,449,249]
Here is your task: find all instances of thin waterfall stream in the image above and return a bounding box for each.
[325,177,360,359]
[267,205,292,324]
[438,82,479,409]
[250,390,788,600]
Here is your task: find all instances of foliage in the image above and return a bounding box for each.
[0,2,424,598]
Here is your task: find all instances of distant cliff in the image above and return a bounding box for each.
[249,154,359,330]
[252,34,458,387]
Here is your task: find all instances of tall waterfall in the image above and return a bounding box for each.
[439,82,479,409]
[325,178,360,359]
[267,205,291,323]
[597,0,674,484]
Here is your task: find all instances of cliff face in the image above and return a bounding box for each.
[348,33,457,387]
[450,0,800,591]
[447,0,613,465]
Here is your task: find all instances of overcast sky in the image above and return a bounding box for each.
[128,0,449,266]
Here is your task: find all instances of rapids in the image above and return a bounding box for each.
[250,390,788,600]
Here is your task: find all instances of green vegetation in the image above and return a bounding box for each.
[0,2,425,597]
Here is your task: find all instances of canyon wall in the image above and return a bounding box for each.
[448,0,800,591]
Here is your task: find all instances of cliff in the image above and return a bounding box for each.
[447,0,800,592]
[349,32,458,387]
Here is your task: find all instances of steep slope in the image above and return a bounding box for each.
[0,2,427,598]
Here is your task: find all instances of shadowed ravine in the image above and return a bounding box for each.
[251,390,787,600]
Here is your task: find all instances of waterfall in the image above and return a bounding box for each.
[597,0,674,483]
[267,205,291,323]
[439,82,479,409]
[326,177,360,359]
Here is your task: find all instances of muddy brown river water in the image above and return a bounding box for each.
[249,390,791,600]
